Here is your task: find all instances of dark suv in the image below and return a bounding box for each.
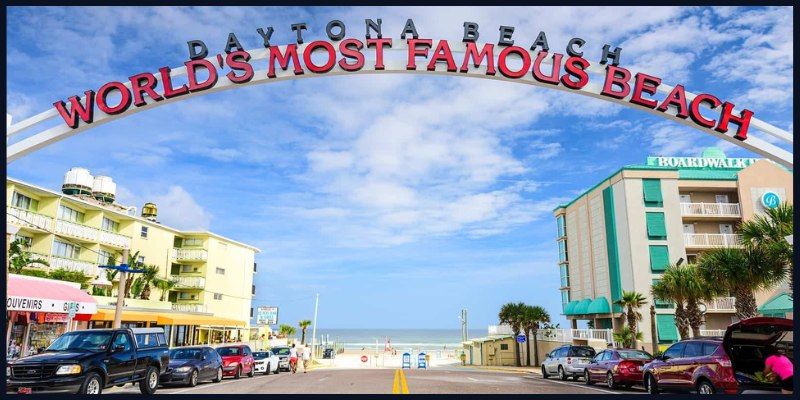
[541,345,597,380]
[642,317,793,394]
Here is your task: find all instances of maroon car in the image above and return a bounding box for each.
[642,317,793,394]
[584,348,653,389]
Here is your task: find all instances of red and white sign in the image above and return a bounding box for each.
[43,313,70,323]
[361,355,368,363]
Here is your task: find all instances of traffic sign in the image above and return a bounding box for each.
[516,334,526,343]
[361,355,368,363]
[68,302,78,319]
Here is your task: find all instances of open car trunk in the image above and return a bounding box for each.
[723,317,793,391]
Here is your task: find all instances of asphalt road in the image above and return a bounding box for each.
[103,367,646,395]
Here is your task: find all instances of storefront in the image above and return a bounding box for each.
[6,274,97,361]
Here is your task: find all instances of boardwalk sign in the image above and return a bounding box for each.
[256,306,278,325]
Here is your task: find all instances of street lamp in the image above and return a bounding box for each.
[98,249,145,328]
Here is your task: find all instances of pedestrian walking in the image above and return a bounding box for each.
[289,344,298,373]
[302,346,312,373]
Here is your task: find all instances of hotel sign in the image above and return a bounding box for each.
[647,157,759,169]
[256,306,278,325]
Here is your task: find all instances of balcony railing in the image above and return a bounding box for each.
[172,303,206,313]
[570,329,613,342]
[99,230,132,249]
[50,256,95,275]
[7,206,53,231]
[702,297,736,312]
[55,219,98,242]
[684,233,742,248]
[172,248,208,261]
[699,329,726,337]
[487,325,613,344]
[173,276,206,288]
[680,202,741,217]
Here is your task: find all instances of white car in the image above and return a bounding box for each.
[252,351,280,375]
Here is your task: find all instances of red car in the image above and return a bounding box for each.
[216,345,255,379]
[584,348,653,389]
[642,317,793,394]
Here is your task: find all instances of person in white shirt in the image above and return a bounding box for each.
[289,344,298,373]
[302,346,312,373]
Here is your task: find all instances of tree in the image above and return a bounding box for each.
[123,251,143,299]
[138,265,160,300]
[279,324,296,339]
[614,291,647,349]
[739,202,793,297]
[697,246,787,320]
[521,305,550,367]
[498,302,525,367]
[153,278,177,302]
[652,264,719,339]
[130,277,145,299]
[8,239,49,274]
[651,269,689,340]
[298,320,312,345]
[612,326,643,349]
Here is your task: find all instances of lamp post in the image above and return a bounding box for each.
[98,248,145,328]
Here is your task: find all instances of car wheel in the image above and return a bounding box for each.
[247,364,254,378]
[234,366,242,379]
[607,371,617,389]
[189,370,198,387]
[541,365,549,379]
[275,365,280,374]
[558,366,567,381]
[139,366,159,394]
[584,369,593,385]
[697,380,715,394]
[213,367,223,383]
[645,374,659,395]
[79,372,103,394]
[265,363,270,375]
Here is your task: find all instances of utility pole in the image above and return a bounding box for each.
[459,309,468,343]
[113,248,129,329]
[311,293,319,359]
[650,305,658,354]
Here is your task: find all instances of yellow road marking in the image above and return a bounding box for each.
[392,369,400,394]
[399,368,409,394]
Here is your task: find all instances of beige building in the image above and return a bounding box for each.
[7,170,260,347]
[552,148,792,350]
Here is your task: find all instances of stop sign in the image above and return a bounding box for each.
[361,355,368,363]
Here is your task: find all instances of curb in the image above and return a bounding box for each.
[458,366,542,375]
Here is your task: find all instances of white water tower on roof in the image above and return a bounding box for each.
[62,167,94,196]
[92,176,116,203]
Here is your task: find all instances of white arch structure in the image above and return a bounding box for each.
[6,41,793,168]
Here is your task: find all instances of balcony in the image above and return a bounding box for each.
[680,202,741,218]
[486,325,613,344]
[55,219,98,242]
[173,276,206,289]
[702,297,736,313]
[172,248,208,262]
[172,303,206,313]
[684,233,742,248]
[7,206,53,232]
[50,256,95,275]
[99,230,132,249]
[699,329,726,337]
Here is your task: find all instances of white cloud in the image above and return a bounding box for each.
[149,186,212,231]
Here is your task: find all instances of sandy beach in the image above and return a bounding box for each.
[313,349,461,369]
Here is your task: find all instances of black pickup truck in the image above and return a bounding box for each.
[6,327,169,394]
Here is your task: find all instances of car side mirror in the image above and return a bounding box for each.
[658,355,668,361]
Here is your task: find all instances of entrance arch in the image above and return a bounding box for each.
[6,41,793,168]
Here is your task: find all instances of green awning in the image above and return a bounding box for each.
[587,297,611,314]
[573,298,593,315]
[758,293,793,315]
[564,300,580,315]
[655,314,679,343]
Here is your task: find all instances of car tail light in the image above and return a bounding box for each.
[618,361,636,373]
[567,357,571,364]
[714,358,732,368]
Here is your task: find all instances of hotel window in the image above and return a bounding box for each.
[500,344,509,350]
[642,179,663,207]
[11,191,38,211]
[557,240,568,263]
[58,204,85,223]
[645,212,667,240]
[649,245,670,272]
[556,215,567,238]
[216,267,225,275]
[559,265,570,288]
[184,238,202,247]
[250,308,254,318]
[101,217,119,232]
[561,290,570,311]
[136,255,145,265]
[141,226,148,238]
[53,240,81,259]
[254,262,257,273]
[252,285,256,295]
[213,293,223,300]
[97,249,115,264]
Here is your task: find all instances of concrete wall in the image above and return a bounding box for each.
[736,160,793,221]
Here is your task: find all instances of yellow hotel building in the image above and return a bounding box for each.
[7,170,260,347]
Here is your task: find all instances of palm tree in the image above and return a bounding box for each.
[697,246,787,320]
[612,326,643,348]
[153,277,177,301]
[123,251,142,299]
[138,265,160,300]
[279,324,296,339]
[614,291,647,349]
[739,202,793,296]
[298,320,312,344]
[498,302,525,367]
[521,305,550,367]
[8,238,49,274]
[652,264,718,339]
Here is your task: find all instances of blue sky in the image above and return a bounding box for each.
[6,6,793,331]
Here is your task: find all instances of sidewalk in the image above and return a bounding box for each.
[457,365,543,375]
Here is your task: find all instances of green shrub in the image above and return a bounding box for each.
[19,268,49,278]
[47,269,91,289]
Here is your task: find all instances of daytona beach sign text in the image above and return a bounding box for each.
[53,19,754,140]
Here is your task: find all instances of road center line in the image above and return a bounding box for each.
[399,368,409,394]
[392,369,400,394]
[467,377,479,382]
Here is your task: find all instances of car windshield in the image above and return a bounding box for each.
[272,347,290,356]
[216,347,241,356]
[570,347,596,357]
[617,350,652,360]
[171,349,203,360]
[253,352,268,359]
[47,332,113,352]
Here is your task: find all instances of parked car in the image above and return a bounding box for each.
[270,346,292,372]
[541,344,597,381]
[162,347,223,387]
[216,345,255,379]
[642,317,793,394]
[6,327,169,395]
[252,351,280,375]
[323,348,336,359]
[584,348,653,388]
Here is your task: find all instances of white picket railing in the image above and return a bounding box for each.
[680,202,741,217]
[684,233,742,248]
[173,276,206,288]
[699,329,726,337]
[50,256,95,275]
[55,219,98,241]
[172,303,206,312]
[487,325,613,343]
[703,297,736,312]
[7,206,53,231]
[172,248,208,261]
[99,230,132,248]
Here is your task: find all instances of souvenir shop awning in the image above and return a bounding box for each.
[7,274,97,315]
[156,314,247,327]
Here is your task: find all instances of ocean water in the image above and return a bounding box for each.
[311,329,486,353]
